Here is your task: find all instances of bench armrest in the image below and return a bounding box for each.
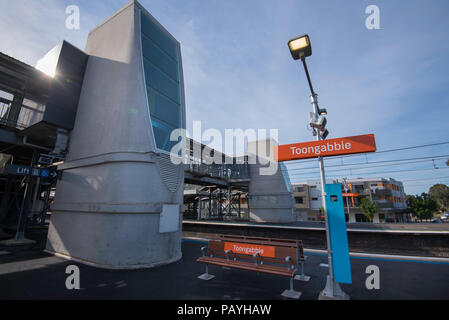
[225,250,232,261]
[285,256,294,270]
[253,253,262,266]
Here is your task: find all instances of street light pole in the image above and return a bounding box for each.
[300,57,346,299]
[289,35,348,299]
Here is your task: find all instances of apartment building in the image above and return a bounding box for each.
[292,183,310,221]
[292,179,334,222]
[292,177,409,223]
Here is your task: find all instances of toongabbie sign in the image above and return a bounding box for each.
[274,134,376,162]
[272,134,377,286]
[224,242,276,258]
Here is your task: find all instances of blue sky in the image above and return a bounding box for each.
[0,0,448,195]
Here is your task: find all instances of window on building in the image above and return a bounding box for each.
[311,197,318,201]
[295,197,304,204]
[141,12,182,153]
[279,163,292,193]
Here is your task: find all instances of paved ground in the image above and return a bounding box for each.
[0,228,448,300]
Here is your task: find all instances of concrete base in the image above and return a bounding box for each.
[46,211,182,269]
[295,274,311,282]
[318,291,350,300]
[281,289,302,299]
[318,276,350,300]
[250,208,295,223]
[198,273,215,281]
[0,238,36,247]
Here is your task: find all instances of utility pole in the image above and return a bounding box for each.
[301,57,340,298]
[288,35,348,299]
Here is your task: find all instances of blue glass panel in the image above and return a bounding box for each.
[280,163,292,192]
[151,119,179,153]
[147,87,180,128]
[143,59,180,105]
[142,35,179,82]
[141,13,178,61]
[141,11,182,153]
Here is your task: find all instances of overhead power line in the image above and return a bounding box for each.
[284,154,449,173]
[401,176,449,183]
[289,166,449,180]
[283,141,449,165]
[287,158,448,177]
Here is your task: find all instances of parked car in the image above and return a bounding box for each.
[432,218,442,223]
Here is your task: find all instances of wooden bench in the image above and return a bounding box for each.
[196,235,311,299]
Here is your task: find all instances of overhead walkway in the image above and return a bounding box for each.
[182,139,251,221]
[184,138,250,189]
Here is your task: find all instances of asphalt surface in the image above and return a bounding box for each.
[0,228,449,300]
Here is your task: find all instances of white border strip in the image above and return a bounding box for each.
[183,220,449,235]
[305,248,449,264]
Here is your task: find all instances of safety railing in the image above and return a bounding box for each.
[0,98,12,127]
[0,98,44,130]
[185,161,250,181]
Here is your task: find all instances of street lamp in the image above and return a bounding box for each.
[288,35,312,60]
[289,34,348,299]
[318,108,328,116]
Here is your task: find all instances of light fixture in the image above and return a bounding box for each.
[309,112,327,132]
[318,108,328,116]
[288,34,312,60]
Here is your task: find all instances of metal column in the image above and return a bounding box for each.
[15,151,37,240]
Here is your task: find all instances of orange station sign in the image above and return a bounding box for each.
[224,242,276,258]
[274,134,376,162]
[342,193,359,197]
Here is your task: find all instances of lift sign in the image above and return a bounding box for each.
[224,242,276,258]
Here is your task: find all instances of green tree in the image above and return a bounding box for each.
[429,184,449,210]
[406,193,439,222]
[359,198,377,222]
